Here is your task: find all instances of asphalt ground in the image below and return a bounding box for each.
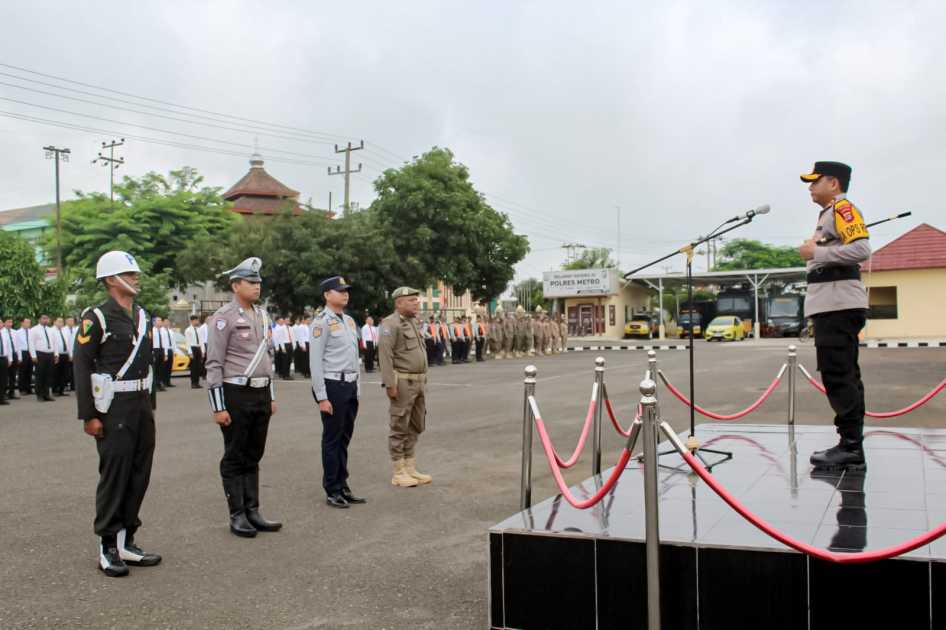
[1,342,944,629]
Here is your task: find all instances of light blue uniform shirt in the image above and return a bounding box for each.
[309,309,360,401]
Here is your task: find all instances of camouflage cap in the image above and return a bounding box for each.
[391,286,420,299]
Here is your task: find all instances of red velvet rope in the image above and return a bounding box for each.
[798,365,946,419]
[678,448,946,563]
[659,368,784,421]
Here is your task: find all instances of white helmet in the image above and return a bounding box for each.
[96,251,142,279]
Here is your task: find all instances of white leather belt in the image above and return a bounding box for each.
[325,372,359,383]
[223,376,271,388]
[113,374,153,393]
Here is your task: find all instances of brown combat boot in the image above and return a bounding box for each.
[404,457,433,485]
[391,459,419,487]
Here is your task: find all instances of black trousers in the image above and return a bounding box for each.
[363,341,376,372]
[94,392,155,538]
[18,350,32,393]
[294,345,309,377]
[814,309,867,440]
[34,352,54,399]
[163,350,173,386]
[53,356,70,395]
[0,357,7,402]
[425,339,437,365]
[152,350,165,387]
[318,380,359,494]
[219,384,272,481]
[475,338,485,361]
[436,340,446,365]
[6,356,16,396]
[450,340,461,363]
[189,347,203,386]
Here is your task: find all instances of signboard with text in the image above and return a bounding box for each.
[542,269,618,298]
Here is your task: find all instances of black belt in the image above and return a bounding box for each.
[807,265,861,284]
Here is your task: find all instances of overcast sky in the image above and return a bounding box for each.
[1,1,942,282]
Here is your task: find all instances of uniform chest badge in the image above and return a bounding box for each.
[216,320,227,330]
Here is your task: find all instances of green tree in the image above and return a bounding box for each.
[51,168,239,289]
[512,278,547,312]
[371,148,529,301]
[713,239,804,271]
[0,231,67,319]
[563,246,617,270]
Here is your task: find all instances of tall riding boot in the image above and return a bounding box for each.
[243,472,282,532]
[223,477,257,538]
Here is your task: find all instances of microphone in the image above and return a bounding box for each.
[727,204,770,223]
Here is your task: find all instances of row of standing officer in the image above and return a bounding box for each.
[0,315,78,403]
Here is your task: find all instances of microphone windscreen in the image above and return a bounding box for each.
[755,204,771,215]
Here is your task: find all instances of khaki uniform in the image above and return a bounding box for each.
[378,311,428,461]
[548,317,560,353]
[502,315,515,356]
[559,319,568,351]
[531,317,544,355]
[514,313,531,356]
[488,316,504,357]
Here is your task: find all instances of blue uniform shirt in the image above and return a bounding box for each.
[309,309,360,401]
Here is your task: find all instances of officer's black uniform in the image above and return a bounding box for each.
[73,297,159,574]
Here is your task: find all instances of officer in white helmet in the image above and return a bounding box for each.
[73,251,161,577]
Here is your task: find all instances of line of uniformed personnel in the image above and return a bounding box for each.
[420,305,568,366]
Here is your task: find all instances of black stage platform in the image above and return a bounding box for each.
[489,423,946,630]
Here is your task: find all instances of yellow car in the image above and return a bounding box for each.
[625,314,658,339]
[704,315,746,342]
[172,331,192,373]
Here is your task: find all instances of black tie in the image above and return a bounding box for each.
[59,329,66,352]
[44,327,50,351]
[0,330,4,355]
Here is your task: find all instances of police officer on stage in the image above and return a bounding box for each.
[309,276,366,508]
[379,287,433,488]
[799,161,871,470]
[205,257,282,537]
[74,251,161,577]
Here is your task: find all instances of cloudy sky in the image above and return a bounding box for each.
[1,1,942,282]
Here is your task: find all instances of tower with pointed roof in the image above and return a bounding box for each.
[223,153,302,216]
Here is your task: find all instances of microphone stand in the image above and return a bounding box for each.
[625,213,760,471]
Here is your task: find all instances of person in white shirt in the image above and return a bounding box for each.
[0,317,13,405]
[52,317,71,396]
[28,314,58,402]
[292,317,310,378]
[14,318,31,395]
[3,317,19,400]
[360,316,380,372]
[160,320,175,388]
[64,316,77,391]
[152,317,167,391]
[184,314,203,389]
[271,317,292,380]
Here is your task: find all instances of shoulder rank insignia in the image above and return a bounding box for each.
[833,199,869,245]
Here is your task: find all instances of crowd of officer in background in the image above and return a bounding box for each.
[0,302,569,406]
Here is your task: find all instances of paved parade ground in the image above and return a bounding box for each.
[1,342,944,629]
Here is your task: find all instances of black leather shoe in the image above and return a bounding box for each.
[98,544,129,577]
[326,493,350,509]
[341,488,367,504]
[810,439,866,472]
[230,511,258,537]
[191,384,202,389]
[0,400,9,405]
[118,530,162,566]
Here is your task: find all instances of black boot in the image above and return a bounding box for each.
[118,528,162,566]
[810,437,866,471]
[98,537,129,577]
[243,472,282,532]
[223,477,257,538]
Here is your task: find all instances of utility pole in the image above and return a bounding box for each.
[561,242,587,265]
[92,138,125,206]
[328,140,364,214]
[43,145,70,274]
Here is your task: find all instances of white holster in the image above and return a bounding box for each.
[91,373,115,414]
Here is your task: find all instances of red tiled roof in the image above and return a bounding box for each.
[868,223,946,271]
[223,155,299,201]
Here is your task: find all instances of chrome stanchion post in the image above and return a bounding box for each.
[647,349,658,395]
[640,377,662,630]
[520,365,538,511]
[592,357,605,477]
[787,345,797,431]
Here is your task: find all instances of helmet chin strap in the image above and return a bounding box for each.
[116,275,139,295]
